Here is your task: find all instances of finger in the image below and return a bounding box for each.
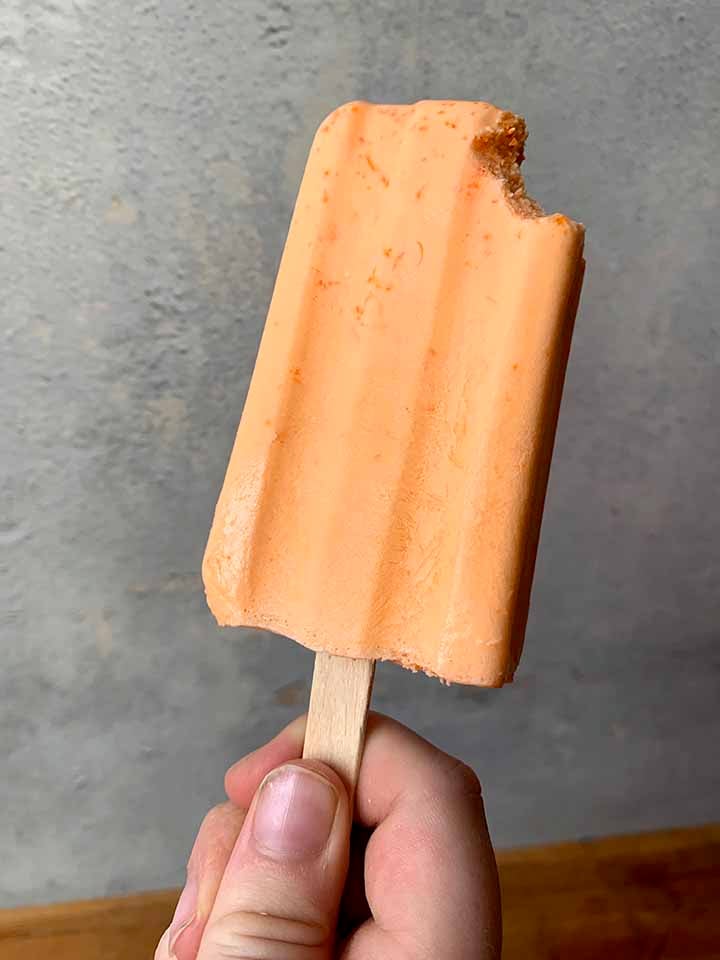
[353,712,475,826]
[156,802,246,960]
[157,717,309,960]
[160,716,309,960]
[198,760,351,960]
[344,713,501,960]
[154,928,171,960]
[224,714,306,806]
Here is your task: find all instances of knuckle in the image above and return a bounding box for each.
[191,801,245,873]
[443,758,483,801]
[200,801,237,832]
[205,908,331,959]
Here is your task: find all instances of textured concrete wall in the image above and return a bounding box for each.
[2,0,718,907]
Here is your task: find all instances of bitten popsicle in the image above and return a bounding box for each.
[203,100,585,787]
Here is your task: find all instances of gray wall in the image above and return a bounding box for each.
[2,0,718,908]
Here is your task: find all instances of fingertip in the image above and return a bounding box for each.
[224,715,307,803]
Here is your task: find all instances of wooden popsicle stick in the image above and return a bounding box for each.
[302,652,375,796]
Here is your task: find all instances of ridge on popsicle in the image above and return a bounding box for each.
[203,100,585,687]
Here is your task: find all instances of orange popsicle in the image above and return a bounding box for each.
[203,100,584,687]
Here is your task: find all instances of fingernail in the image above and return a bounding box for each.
[168,872,198,959]
[252,764,338,860]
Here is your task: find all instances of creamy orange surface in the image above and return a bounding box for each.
[203,100,585,686]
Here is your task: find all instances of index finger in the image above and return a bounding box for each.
[355,712,480,825]
[347,713,501,959]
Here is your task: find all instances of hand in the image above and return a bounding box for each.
[155,713,501,959]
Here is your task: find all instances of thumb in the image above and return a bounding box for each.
[193,760,351,960]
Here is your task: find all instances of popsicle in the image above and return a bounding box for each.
[203,100,584,784]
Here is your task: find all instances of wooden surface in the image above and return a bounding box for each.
[1,825,718,959]
[302,652,375,793]
[0,890,174,960]
[500,824,720,959]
